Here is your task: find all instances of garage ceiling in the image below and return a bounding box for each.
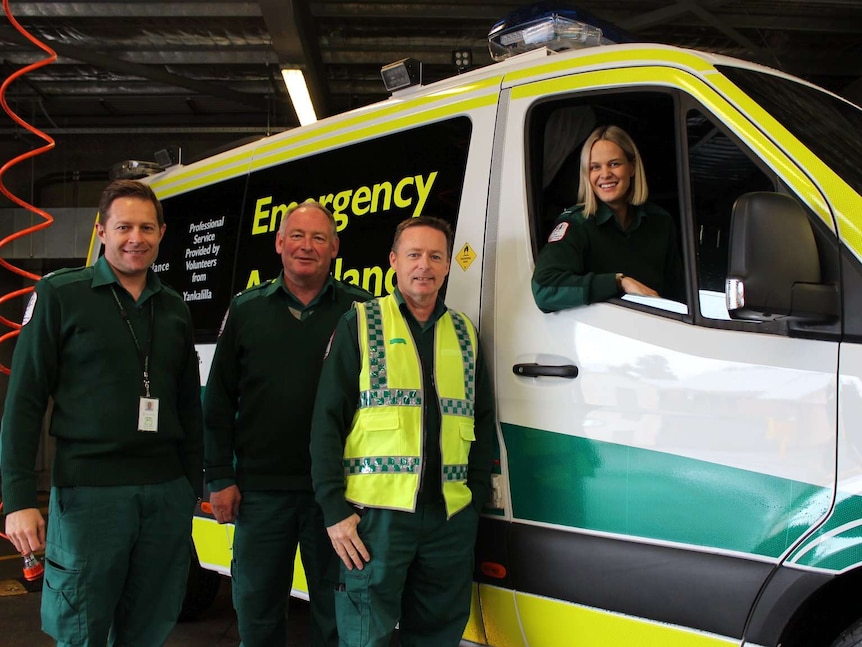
[0,0,861,138]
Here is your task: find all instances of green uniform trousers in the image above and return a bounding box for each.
[231,490,339,647]
[41,477,195,646]
[336,502,479,647]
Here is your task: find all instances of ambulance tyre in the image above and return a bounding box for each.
[832,618,862,647]
[178,547,222,622]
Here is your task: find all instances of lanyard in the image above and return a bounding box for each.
[110,287,155,397]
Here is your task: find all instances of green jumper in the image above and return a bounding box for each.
[1,256,203,646]
[203,273,371,647]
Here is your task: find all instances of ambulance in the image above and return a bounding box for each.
[115,6,862,646]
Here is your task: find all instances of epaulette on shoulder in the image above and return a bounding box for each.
[642,201,671,219]
[234,278,276,305]
[557,205,587,224]
[159,283,183,300]
[337,281,374,301]
[40,265,90,288]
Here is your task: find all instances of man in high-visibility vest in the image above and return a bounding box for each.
[311,215,496,647]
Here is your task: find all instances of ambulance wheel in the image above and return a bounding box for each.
[178,548,222,622]
[832,618,862,647]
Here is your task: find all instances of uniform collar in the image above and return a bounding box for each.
[392,286,447,327]
[91,255,162,301]
[270,272,335,310]
[594,201,647,232]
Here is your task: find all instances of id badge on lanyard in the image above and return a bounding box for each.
[138,397,159,432]
[111,287,159,433]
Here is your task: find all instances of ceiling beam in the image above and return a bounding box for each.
[310,2,523,20]
[684,2,763,57]
[614,0,731,31]
[0,49,279,67]
[0,25,270,112]
[2,2,261,18]
[624,13,862,34]
[259,0,329,117]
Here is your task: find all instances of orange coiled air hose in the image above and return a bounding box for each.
[0,0,57,374]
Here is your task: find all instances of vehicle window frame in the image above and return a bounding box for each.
[676,94,842,339]
[524,86,841,339]
[525,87,689,321]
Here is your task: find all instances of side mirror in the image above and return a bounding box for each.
[726,192,838,322]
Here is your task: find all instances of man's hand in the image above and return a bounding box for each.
[621,276,659,298]
[4,508,46,555]
[209,485,242,524]
[326,513,370,570]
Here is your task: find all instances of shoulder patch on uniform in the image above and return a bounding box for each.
[548,221,569,243]
[218,308,230,338]
[323,330,335,360]
[22,292,37,326]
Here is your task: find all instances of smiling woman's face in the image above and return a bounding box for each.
[588,139,635,209]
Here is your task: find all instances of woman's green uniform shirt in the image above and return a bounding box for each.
[532,201,685,311]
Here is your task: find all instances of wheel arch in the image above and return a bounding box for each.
[745,565,862,646]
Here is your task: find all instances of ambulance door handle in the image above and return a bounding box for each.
[513,363,579,379]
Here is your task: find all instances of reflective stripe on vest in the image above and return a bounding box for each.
[343,294,477,517]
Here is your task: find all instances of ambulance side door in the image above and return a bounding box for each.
[483,69,840,645]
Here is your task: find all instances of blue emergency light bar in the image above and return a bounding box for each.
[488,2,633,61]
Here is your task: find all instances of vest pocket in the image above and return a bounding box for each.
[359,409,400,431]
[459,421,476,442]
[354,409,405,459]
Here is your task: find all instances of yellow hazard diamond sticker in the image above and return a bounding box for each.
[455,243,477,271]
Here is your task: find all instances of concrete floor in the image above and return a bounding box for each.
[0,505,314,646]
[0,570,246,647]
[0,562,316,646]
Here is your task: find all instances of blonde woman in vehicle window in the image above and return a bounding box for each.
[532,124,684,311]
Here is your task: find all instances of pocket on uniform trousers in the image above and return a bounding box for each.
[335,565,371,647]
[41,544,85,645]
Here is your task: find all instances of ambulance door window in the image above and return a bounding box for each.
[529,91,686,314]
[685,109,776,320]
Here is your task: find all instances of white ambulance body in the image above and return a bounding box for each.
[126,21,862,647]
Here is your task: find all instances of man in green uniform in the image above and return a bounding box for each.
[311,216,496,647]
[203,202,371,647]
[1,179,203,646]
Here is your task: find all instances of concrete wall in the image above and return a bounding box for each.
[0,207,96,260]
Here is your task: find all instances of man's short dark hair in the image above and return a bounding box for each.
[98,180,164,226]
[391,216,454,259]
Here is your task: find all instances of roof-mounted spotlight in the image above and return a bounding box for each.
[452,49,472,72]
[154,145,181,169]
[381,58,422,93]
[109,160,163,180]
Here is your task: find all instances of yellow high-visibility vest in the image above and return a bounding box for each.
[344,294,477,517]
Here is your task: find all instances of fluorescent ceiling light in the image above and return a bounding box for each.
[281,69,317,126]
